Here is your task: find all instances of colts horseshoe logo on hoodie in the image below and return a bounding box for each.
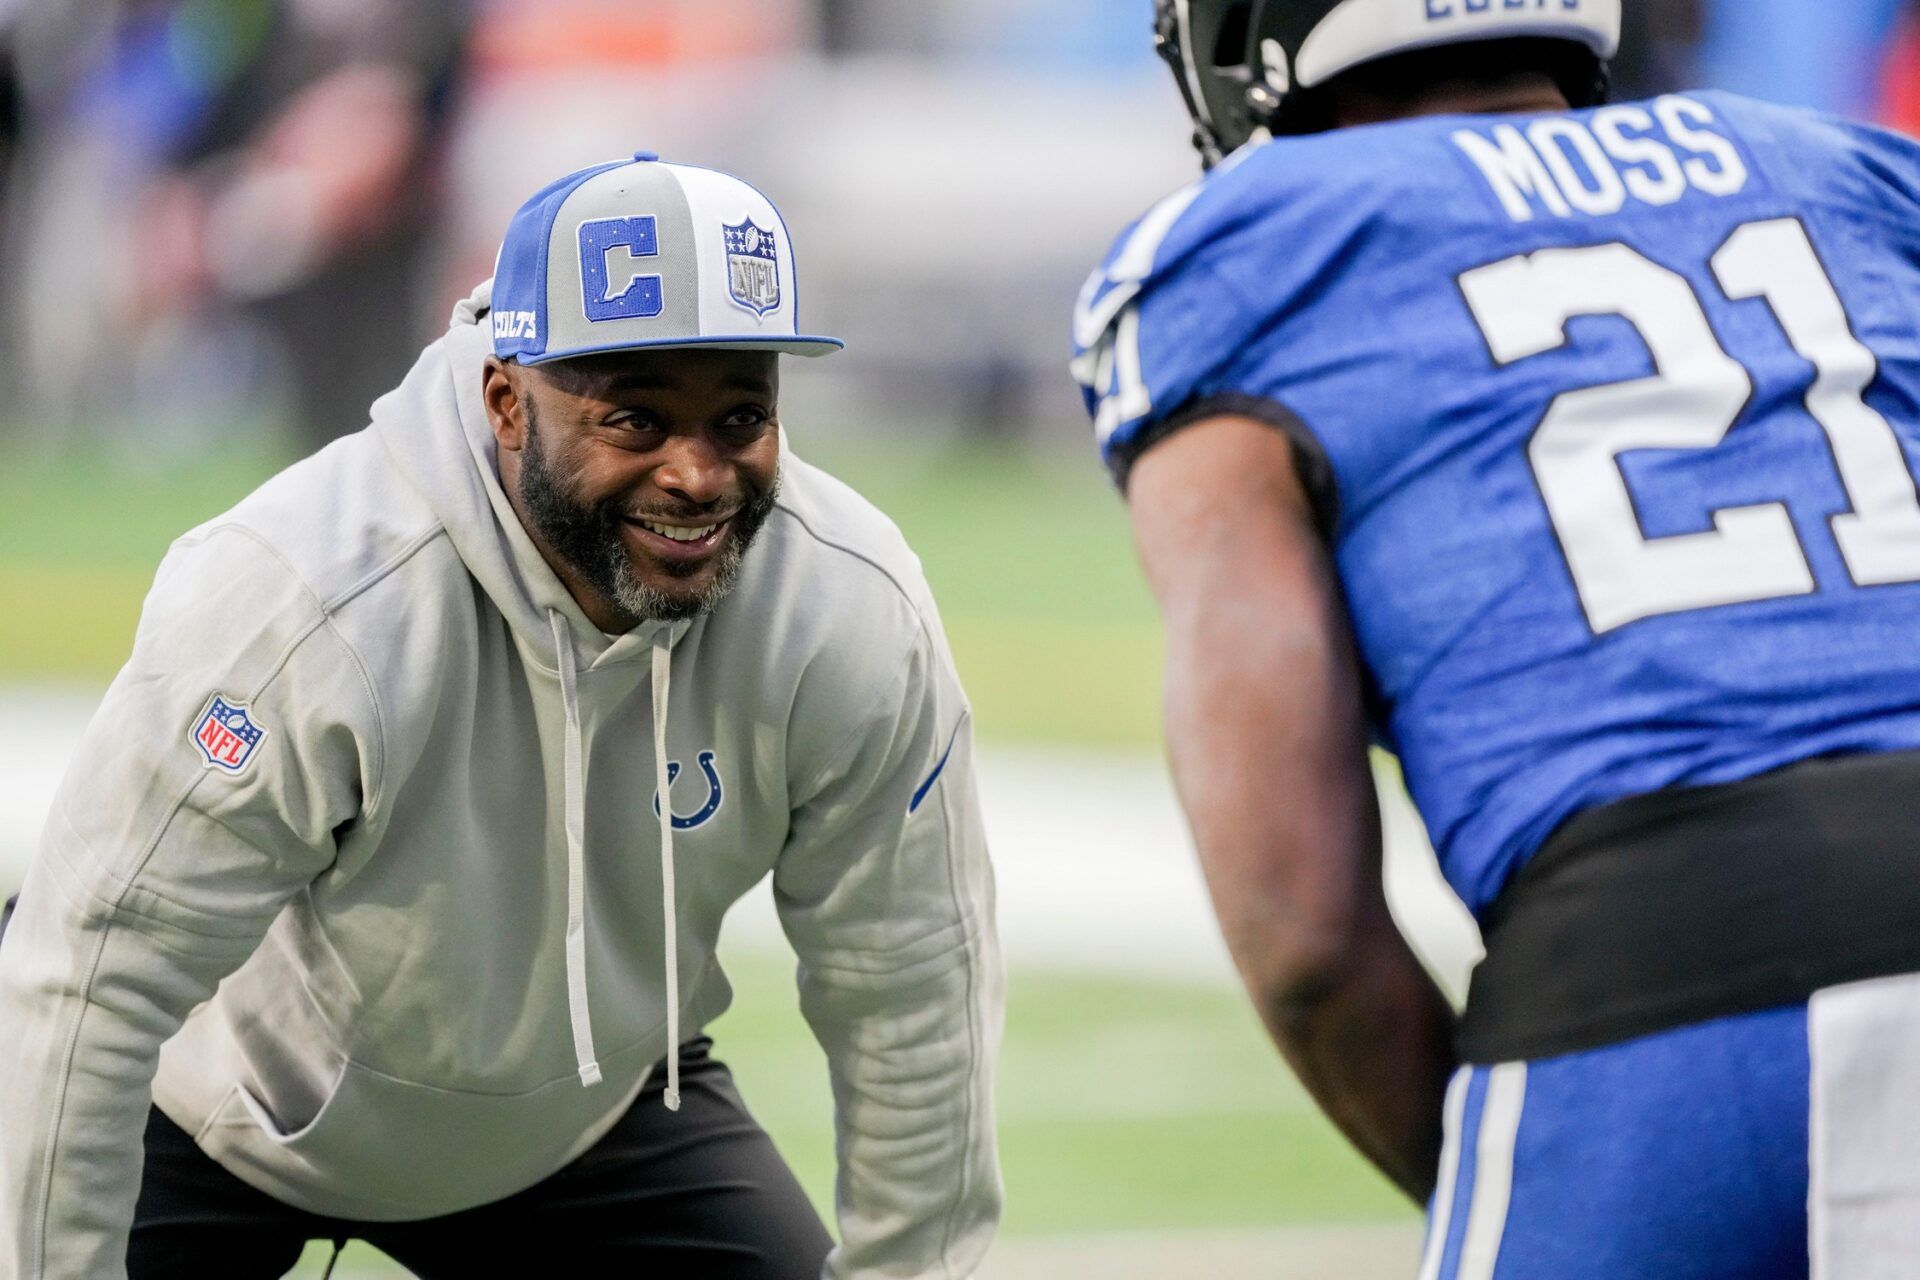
[653,751,724,830]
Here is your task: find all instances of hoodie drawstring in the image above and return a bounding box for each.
[551,611,602,1088]
[548,611,680,1109]
[652,639,682,1112]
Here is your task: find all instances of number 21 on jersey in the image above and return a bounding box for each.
[1460,217,1920,634]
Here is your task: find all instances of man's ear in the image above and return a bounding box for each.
[482,357,526,452]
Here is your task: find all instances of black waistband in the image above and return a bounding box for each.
[1456,749,1920,1065]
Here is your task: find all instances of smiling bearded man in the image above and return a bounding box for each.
[0,156,1002,1280]
[506,350,784,626]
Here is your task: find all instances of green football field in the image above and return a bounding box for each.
[0,440,1417,1272]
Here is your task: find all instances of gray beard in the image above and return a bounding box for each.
[517,407,777,625]
[605,540,749,624]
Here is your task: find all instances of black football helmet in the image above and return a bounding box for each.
[1154,0,1623,168]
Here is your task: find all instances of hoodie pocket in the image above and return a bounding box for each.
[234,1076,341,1147]
[203,1054,651,1221]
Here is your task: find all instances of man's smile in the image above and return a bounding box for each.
[621,513,735,563]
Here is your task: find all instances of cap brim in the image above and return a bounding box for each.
[518,334,845,364]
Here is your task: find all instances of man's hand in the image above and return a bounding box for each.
[1126,416,1455,1203]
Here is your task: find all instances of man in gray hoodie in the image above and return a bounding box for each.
[0,155,1003,1279]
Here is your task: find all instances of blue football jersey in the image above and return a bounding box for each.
[1076,92,1920,914]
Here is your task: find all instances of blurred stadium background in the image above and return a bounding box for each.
[0,1,1914,1274]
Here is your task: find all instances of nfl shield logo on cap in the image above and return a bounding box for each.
[490,153,842,365]
[724,219,781,317]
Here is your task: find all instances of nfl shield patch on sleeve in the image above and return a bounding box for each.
[192,695,268,774]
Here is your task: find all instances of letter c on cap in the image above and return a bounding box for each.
[578,217,665,322]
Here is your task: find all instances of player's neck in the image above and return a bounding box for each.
[1331,75,1570,129]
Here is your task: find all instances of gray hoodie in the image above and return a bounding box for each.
[0,286,1003,1278]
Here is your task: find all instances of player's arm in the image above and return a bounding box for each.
[0,531,374,1278]
[1126,415,1455,1203]
[774,629,1002,1280]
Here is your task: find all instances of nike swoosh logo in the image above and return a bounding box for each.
[909,719,966,815]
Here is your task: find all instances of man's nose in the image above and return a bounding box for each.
[651,436,731,506]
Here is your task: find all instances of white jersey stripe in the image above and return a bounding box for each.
[1415,1068,1475,1280]
[1455,1061,1528,1280]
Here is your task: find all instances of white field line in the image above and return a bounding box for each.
[304,1224,1426,1280]
[0,687,1482,995]
[0,687,90,888]
[983,1223,1426,1280]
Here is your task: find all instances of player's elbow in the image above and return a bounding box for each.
[1261,955,1359,1039]
[1226,912,1371,1033]
[1199,825,1384,1030]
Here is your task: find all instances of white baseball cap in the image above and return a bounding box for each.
[490,152,843,364]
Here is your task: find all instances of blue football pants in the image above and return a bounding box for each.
[1419,972,1920,1280]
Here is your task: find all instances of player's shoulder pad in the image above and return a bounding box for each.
[1072,137,1355,476]
[1073,121,1493,487]
[1072,162,1238,448]
[1713,89,1920,215]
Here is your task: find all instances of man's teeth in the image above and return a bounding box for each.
[639,519,719,543]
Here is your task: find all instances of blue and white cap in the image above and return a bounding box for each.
[491,152,843,364]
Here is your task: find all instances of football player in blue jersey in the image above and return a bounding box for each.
[1075,3,1920,1277]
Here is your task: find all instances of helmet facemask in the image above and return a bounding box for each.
[1154,0,1279,170]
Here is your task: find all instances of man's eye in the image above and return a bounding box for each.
[722,407,772,431]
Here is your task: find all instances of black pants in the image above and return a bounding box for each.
[127,1039,830,1279]
[0,896,830,1276]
